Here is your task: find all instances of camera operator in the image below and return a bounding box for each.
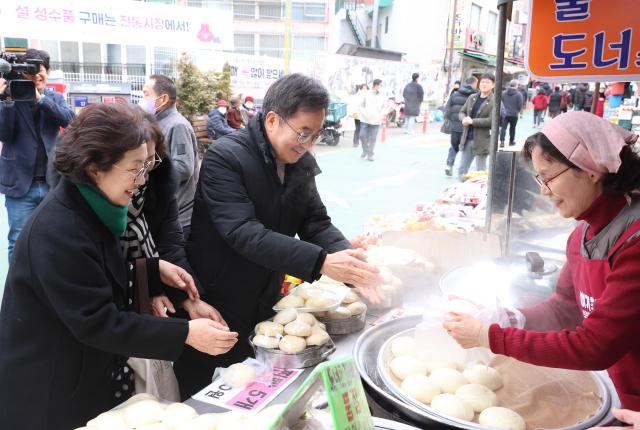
[0,49,75,262]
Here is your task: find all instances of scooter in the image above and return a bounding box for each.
[386,97,406,127]
[319,102,347,146]
[320,117,342,146]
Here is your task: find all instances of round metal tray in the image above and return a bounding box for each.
[354,315,619,429]
[318,311,366,335]
[251,337,336,369]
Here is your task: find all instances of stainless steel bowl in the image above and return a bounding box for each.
[251,337,336,369]
[318,311,366,335]
[354,315,619,429]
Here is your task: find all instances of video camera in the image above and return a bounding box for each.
[0,51,43,102]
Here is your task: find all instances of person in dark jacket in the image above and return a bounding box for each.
[402,72,424,134]
[548,86,564,118]
[207,99,235,139]
[449,80,461,96]
[0,48,75,261]
[175,73,381,399]
[0,103,238,430]
[458,73,495,179]
[499,79,524,146]
[124,115,226,322]
[443,76,477,176]
[518,84,528,117]
[574,83,589,110]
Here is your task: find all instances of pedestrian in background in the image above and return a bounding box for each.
[458,73,495,179]
[402,72,424,134]
[0,48,75,262]
[443,76,477,176]
[500,79,524,147]
[358,79,387,161]
[532,88,549,127]
[226,95,245,129]
[207,99,235,140]
[141,74,199,238]
[350,84,368,147]
[449,80,461,97]
[547,86,564,119]
[518,83,528,118]
[240,96,257,121]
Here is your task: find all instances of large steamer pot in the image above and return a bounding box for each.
[354,315,618,429]
[439,252,563,309]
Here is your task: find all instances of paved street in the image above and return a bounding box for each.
[0,111,538,299]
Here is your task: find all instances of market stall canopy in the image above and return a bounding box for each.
[526,0,640,83]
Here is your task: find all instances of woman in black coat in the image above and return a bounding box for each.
[0,103,237,430]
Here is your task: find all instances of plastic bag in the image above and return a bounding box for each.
[214,358,272,388]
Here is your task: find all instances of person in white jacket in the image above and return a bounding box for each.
[358,79,387,161]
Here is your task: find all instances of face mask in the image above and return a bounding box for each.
[218,107,227,115]
[245,102,254,109]
[138,96,158,114]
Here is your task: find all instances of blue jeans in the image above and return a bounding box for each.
[5,181,49,262]
[447,131,462,167]
[405,116,417,133]
[359,123,380,157]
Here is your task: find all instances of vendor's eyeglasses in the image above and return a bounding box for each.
[276,113,321,146]
[533,166,571,193]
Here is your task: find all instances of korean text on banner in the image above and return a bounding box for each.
[526,0,640,82]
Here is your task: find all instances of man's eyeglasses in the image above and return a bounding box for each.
[533,166,571,193]
[276,113,321,146]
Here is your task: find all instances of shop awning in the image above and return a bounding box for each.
[459,51,497,66]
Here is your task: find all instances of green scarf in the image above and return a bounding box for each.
[76,183,128,236]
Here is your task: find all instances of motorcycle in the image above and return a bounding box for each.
[319,102,347,146]
[386,97,406,128]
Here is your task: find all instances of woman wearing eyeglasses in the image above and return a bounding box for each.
[444,111,640,410]
[0,103,238,430]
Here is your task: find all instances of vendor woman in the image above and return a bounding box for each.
[444,111,640,409]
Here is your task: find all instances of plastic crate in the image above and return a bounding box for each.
[326,102,347,123]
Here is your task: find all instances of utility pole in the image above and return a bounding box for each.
[284,0,292,74]
[446,0,459,101]
[371,0,380,48]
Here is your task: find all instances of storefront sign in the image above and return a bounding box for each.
[465,28,486,52]
[73,96,88,107]
[0,0,233,50]
[526,0,640,82]
[191,367,302,413]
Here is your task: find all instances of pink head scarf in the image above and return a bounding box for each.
[541,111,638,174]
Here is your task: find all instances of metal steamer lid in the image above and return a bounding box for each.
[439,252,560,309]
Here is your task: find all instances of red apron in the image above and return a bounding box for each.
[571,219,640,409]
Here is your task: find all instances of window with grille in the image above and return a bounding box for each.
[292,35,325,60]
[291,2,325,21]
[39,40,60,62]
[234,33,255,55]
[259,2,283,19]
[259,34,284,57]
[487,11,497,35]
[153,47,178,76]
[234,1,256,18]
[470,4,482,30]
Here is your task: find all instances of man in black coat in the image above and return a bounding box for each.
[402,72,424,134]
[175,73,380,399]
[443,76,477,176]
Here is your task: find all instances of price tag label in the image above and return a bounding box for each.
[192,367,302,413]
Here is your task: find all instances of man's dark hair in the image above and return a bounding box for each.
[464,76,478,85]
[554,86,560,92]
[412,73,419,81]
[149,74,177,102]
[480,73,495,83]
[54,103,150,185]
[262,73,329,120]
[19,48,50,71]
[373,79,383,87]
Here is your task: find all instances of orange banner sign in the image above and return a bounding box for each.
[526,0,640,82]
